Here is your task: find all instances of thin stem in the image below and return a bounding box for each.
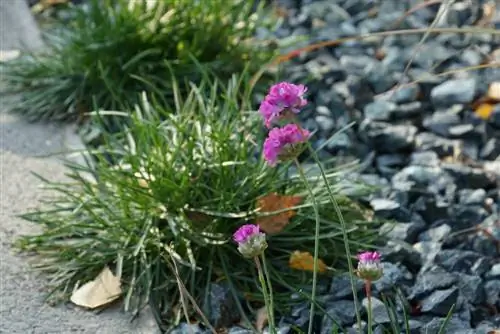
[366,280,373,334]
[254,256,276,334]
[307,149,362,331]
[293,158,321,334]
[260,252,276,331]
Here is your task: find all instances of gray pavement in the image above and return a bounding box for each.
[0,2,160,333]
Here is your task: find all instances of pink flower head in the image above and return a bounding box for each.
[263,124,310,166]
[233,224,261,244]
[233,224,267,258]
[259,82,308,128]
[357,251,383,281]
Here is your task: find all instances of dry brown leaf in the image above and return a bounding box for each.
[487,330,500,334]
[289,250,327,273]
[255,306,268,333]
[487,82,500,101]
[255,193,302,234]
[70,266,121,309]
[475,103,496,120]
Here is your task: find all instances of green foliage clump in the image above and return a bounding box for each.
[17,77,379,329]
[2,0,277,127]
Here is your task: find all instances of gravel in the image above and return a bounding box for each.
[237,0,500,332]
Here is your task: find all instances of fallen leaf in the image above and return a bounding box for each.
[289,250,327,273]
[255,193,302,234]
[70,266,121,309]
[0,50,20,62]
[475,103,496,120]
[255,306,268,332]
[487,330,500,334]
[487,82,500,101]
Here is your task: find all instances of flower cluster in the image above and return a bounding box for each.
[233,224,268,258]
[356,251,383,281]
[259,82,308,128]
[259,82,310,166]
[263,124,310,166]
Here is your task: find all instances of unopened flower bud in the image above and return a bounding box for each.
[357,251,383,281]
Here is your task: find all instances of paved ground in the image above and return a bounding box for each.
[0,2,159,333]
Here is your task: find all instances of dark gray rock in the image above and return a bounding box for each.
[434,250,485,275]
[380,240,422,272]
[373,262,412,293]
[414,132,459,157]
[458,189,487,206]
[420,287,459,316]
[410,270,458,300]
[413,196,450,224]
[170,323,209,334]
[370,198,410,220]
[480,138,500,160]
[359,120,417,153]
[490,104,500,128]
[419,224,451,243]
[204,283,240,329]
[361,297,390,324]
[458,274,485,305]
[409,151,440,167]
[413,241,442,272]
[484,280,500,306]
[390,83,421,104]
[380,221,426,243]
[393,101,425,120]
[430,78,477,107]
[486,263,500,279]
[420,316,472,333]
[363,100,396,121]
[228,326,254,334]
[321,300,357,330]
[423,111,461,137]
[329,273,364,300]
[441,163,495,189]
[375,154,407,177]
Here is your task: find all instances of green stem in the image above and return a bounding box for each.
[260,252,276,331]
[293,158,321,334]
[254,256,276,334]
[308,149,362,331]
[366,280,373,334]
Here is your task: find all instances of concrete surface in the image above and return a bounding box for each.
[0,2,160,333]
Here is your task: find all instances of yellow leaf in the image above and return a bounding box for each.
[255,193,302,234]
[475,103,495,120]
[488,82,500,101]
[289,251,327,273]
[70,266,121,309]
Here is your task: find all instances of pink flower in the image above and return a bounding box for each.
[233,224,267,258]
[357,251,383,281]
[259,82,308,128]
[263,124,310,166]
[233,224,261,244]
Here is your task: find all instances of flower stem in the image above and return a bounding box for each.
[254,256,276,334]
[293,158,321,334]
[308,149,362,331]
[261,252,275,331]
[366,280,373,334]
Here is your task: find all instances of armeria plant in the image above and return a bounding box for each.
[17,75,379,331]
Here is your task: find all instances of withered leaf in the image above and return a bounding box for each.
[289,250,327,273]
[255,193,302,234]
